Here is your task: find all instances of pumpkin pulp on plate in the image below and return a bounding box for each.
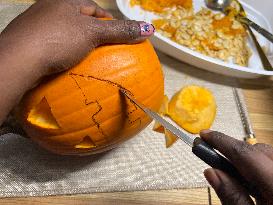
[130,0,193,12]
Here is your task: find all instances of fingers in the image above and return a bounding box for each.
[200,130,273,193]
[95,20,155,45]
[253,143,273,160]
[74,0,113,18]
[204,168,254,205]
[80,5,113,18]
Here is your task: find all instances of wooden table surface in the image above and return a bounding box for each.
[1,0,273,204]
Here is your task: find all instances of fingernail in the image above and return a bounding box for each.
[200,129,212,135]
[204,168,221,189]
[80,6,96,16]
[140,22,155,36]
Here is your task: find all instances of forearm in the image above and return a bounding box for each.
[0,35,43,126]
[0,0,152,127]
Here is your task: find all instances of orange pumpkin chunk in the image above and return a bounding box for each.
[165,130,179,148]
[153,121,165,133]
[168,85,216,134]
[153,95,169,133]
[159,95,169,115]
[153,95,179,147]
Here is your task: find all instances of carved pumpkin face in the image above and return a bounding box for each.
[16,40,164,155]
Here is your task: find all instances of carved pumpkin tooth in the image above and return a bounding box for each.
[75,136,96,149]
[27,97,60,129]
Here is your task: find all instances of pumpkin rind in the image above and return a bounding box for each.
[16,40,164,155]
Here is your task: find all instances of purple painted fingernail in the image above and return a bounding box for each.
[140,22,155,36]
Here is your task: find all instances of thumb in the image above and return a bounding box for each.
[97,20,155,45]
[204,168,254,205]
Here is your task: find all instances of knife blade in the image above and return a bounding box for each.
[121,90,194,147]
[121,89,254,194]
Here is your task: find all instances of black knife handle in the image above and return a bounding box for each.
[192,137,255,195]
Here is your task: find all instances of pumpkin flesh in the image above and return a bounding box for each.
[168,85,216,134]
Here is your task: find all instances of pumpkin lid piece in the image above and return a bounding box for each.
[168,85,217,134]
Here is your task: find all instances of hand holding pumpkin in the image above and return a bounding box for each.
[0,0,155,76]
[0,0,155,126]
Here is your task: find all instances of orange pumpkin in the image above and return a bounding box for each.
[16,40,164,155]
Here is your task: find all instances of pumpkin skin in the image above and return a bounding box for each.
[16,40,164,155]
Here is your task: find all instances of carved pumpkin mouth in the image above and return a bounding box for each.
[27,97,60,129]
[75,136,96,149]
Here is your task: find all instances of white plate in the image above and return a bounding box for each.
[116,0,273,78]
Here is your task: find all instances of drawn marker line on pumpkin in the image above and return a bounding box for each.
[69,72,142,139]
[91,100,110,140]
[70,74,96,105]
[128,117,142,125]
[69,72,133,95]
[69,74,110,140]
[126,103,142,126]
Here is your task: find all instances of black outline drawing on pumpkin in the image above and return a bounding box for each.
[69,72,142,141]
[70,74,109,140]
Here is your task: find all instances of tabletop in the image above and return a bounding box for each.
[1,0,273,204]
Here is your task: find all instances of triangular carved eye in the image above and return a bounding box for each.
[27,97,60,129]
[75,136,96,149]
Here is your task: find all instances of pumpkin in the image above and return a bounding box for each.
[168,85,216,134]
[16,40,164,155]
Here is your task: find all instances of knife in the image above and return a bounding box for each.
[121,89,253,193]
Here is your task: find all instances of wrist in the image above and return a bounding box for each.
[0,36,46,125]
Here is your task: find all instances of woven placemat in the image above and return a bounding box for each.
[0,2,249,198]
